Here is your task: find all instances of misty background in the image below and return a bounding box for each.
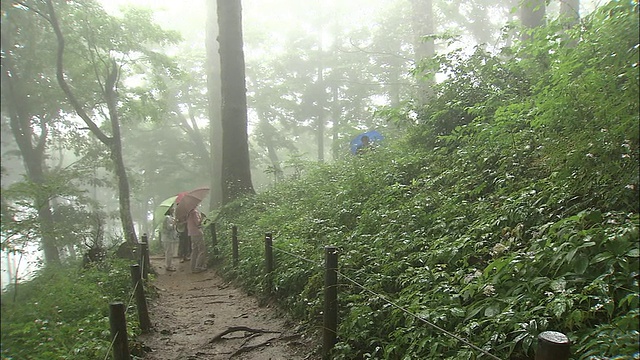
[1,0,605,287]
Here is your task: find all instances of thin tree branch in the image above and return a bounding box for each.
[44,0,113,147]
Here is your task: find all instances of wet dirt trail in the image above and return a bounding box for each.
[139,256,320,360]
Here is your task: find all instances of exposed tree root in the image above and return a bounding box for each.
[208,326,279,343]
[229,338,274,359]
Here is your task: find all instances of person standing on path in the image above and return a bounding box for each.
[177,224,191,263]
[161,206,179,272]
[187,205,208,273]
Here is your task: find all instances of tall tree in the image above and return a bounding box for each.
[560,0,580,46]
[0,6,60,263]
[560,0,580,26]
[411,0,435,106]
[520,0,546,40]
[44,0,179,244]
[206,0,223,210]
[217,0,255,204]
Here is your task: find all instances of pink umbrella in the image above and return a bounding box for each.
[175,187,210,222]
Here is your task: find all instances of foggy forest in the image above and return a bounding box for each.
[1,0,638,359]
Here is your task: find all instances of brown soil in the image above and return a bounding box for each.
[139,257,321,360]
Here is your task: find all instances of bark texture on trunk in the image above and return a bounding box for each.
[411,0,435,106]
[47,0,138,244]
[105,62,138,244]
[206,0,223,211]
[217,0,255,205]
[1,33,60,263]
[520,0,546,41]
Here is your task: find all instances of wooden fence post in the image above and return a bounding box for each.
[323,246,338,359]
[232,225,239,267]
[139,234,150,280]
[535,331,570,360]
[109,302,131,360]
[130,264,151,333]
[209,223,218,256]
[264,232,273,294]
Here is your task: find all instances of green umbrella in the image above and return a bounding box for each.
[153,195,178,230]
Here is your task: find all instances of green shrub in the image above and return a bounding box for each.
[1,258,142,360]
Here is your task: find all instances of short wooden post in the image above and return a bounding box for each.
[109,302,131,360]
[209,223,218,256]
[535,331,570,360]
[264,233,273,293]
[130,264,151,333]
[139,234,150,280]
[143,233,151,273]
[232,225,239,267]
[323,246,338,359]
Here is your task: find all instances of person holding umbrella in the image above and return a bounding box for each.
[177,224,191,264]
[351,130,384,155]
[187,204,208,273]
[175,187,210,273]
[161,205,179,272]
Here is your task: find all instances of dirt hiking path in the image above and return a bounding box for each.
[140,257,320,360]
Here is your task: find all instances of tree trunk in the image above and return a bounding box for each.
[316,66,326,163]
[560,0,579,25]
[1,35,60,264]
[217,0,255,205]
[207,0,223,211]
[411,0,435,106]
[560,0,580,46]
[330,84,341,160]
[46,0,138,244]
[520,0,546,41]
[104,61,138,244]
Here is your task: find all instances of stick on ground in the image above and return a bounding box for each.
[209,326,280,343]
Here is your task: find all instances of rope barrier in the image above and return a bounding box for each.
[271,245,321,268]
[337,270,503,360]
[102,330,119,360]
[98,278,138,360]
[101,267,143,360]
[124,280,140,314]
[268,242,500,359]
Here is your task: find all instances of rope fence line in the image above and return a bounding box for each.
[100,236,151,360]
[125,279,140,314]
[93,227,569,360]
[266,241,502,360]
[102,330,119,360]
[336,270,503,360]
[271,245,322,268]
[99,272,139,360]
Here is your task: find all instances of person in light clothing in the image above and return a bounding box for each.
[161,206,179,272]
[187,205,208,273]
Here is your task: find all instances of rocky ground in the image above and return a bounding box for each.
[138,256,321,360]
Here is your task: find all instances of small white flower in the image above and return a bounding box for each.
[482,284,496,296]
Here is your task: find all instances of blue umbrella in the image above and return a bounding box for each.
[350,130,384,154]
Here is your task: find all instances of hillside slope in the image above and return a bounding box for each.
[210,3,639,359]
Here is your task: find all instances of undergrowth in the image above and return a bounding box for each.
[0,258,149,360]
[211,3,639,359]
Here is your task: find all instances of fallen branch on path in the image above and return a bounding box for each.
[209,326,279,343]
[189,294,227,299]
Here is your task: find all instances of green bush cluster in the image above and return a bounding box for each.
[1,258,143,360]
[212,3,639,359]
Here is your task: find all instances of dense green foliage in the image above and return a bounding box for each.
[1,259,148,359]
[211,3,639,359]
